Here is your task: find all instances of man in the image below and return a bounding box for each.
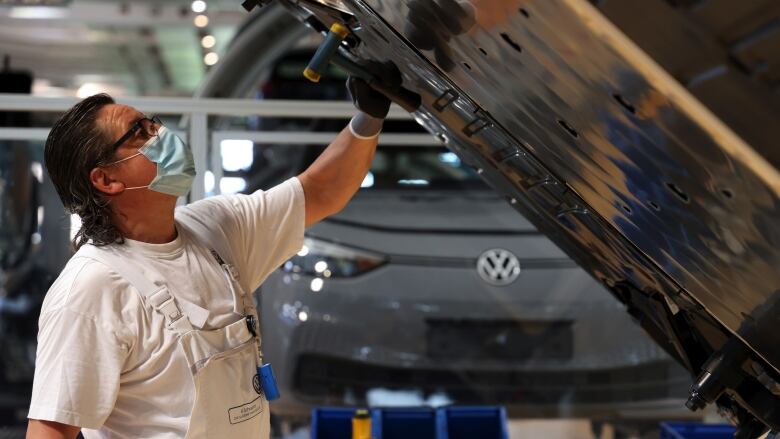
[26,75,393,438]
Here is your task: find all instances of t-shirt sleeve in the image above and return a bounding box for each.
[179,177,306,291]
[28,262,132,429]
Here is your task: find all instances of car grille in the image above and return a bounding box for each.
[293,354,690,406]
[425,319,573,361]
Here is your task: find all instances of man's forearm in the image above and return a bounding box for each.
[298,113,381,226]
[27,419,80,439]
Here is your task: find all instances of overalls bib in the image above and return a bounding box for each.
[76,227,270,438]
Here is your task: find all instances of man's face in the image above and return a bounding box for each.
[96,103,161,194]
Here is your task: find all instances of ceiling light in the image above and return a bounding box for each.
[9,6,69,19]
[201,35,216,49]
[193,14,208,27]
[76,82,103,98]
[204,52,219,66]
[191,0,206,13]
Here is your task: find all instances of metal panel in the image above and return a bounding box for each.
[281,0,780,425]
[330,0,780,367]
[279,0,780,379]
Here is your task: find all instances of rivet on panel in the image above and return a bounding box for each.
[462,116,492,137]
[433,89,459,111]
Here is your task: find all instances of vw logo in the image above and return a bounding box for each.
[476,249,521,286]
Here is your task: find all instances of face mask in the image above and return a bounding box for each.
[109,126,196,197]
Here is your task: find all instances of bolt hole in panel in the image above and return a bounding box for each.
[500,32,522,53]
[665,182,690,203]
[557,118,579,138]
[612,93,636,114]
[519,7,530,19]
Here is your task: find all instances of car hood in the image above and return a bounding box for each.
[327,191,536,233]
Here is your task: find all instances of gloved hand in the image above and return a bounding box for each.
[346,60,402,119]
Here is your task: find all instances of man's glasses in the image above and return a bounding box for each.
[110,115,162,151]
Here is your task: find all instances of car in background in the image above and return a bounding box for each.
[235,50,693,424]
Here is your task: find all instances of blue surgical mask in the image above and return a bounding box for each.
[109,126,196,197]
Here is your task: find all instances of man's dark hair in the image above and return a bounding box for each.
[45,93,123,250]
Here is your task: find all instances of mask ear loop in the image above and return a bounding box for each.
[104,133,160,191]
[105,131,159,167]
[102,152,150,191]
[105,151,142,166]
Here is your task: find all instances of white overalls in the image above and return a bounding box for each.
[76,225,270,438]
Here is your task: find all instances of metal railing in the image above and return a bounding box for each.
[0,94,440,201]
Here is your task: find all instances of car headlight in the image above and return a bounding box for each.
[282,237,387,278]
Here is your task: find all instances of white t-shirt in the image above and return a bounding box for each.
[28,177,305,438]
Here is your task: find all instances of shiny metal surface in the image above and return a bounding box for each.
[282,0,780,375]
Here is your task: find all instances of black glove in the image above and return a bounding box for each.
[346,60,402,119]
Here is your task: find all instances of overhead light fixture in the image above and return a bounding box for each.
[5,0,72,6]
[191,0,206,13]
[201,35,216,49]
[193,14,209,27]
[204,52,219,66]
[9,6,69,19]
[76,82,103,98]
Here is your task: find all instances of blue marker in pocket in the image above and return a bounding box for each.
[258,363,280,401]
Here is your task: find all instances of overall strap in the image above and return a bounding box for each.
[76,245,194,333]
[177,221,263,355]
[177,221,252,309]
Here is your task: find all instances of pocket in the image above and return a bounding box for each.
[195,340,268,437]
[179,317,253,372]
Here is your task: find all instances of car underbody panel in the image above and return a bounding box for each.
[244,0,780,435]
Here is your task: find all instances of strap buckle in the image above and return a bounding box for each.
[226,264,240,282]
[148,287,184,324]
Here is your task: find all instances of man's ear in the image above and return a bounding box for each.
[90,167,125,195]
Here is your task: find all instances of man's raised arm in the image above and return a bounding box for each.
[298,74,396,227]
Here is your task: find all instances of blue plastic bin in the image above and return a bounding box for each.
[436,406,508,439]
[311,406,509,439]
[660,422,736,439]
[371,408,438,439]
[311,408,358,439]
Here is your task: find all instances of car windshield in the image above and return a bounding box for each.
[361,147,487,191]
